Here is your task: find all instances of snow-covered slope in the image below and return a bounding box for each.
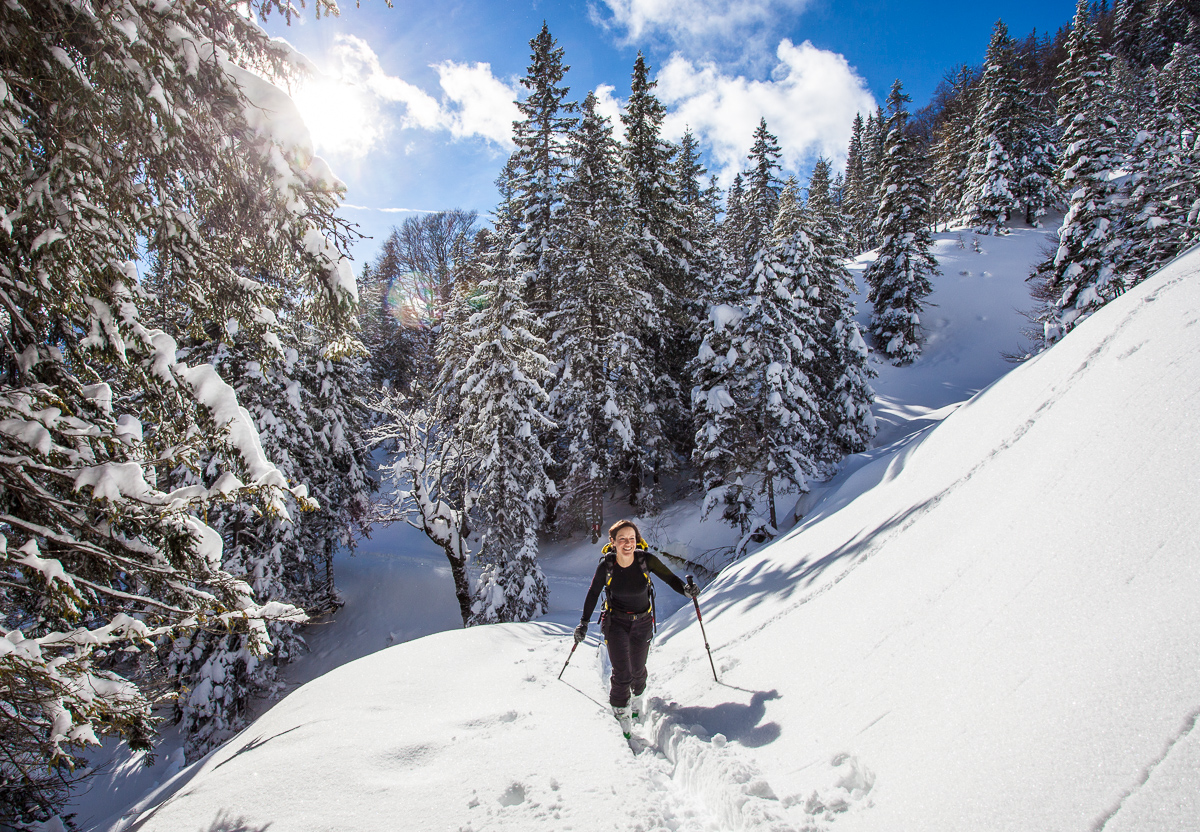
[111,244,1200,831]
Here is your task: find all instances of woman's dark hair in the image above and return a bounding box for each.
[608,519,645,546]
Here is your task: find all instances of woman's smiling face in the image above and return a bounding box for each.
[613,526,637,556]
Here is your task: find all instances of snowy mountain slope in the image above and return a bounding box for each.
[648,240,1200,832]
[109,242,1200,831]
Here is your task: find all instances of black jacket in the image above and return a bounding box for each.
[580,549,687,623]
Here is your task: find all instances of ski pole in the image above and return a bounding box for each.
[557,639,579,681]
[687,576,719,682]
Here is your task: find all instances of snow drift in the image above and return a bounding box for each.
[117,246,1200,831]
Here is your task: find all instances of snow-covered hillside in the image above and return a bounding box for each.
[99,233,1200,831]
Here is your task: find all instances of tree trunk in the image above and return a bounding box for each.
[767,474,777,530]
[446,549,472,626]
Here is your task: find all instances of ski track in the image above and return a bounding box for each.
[577,632,869,832]
[1091,705,1200,832]
[623,701,876,832]
[570,637,806,831]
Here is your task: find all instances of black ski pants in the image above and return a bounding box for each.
[602,611,653,707]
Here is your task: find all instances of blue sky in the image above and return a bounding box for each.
[264,0,1079,264]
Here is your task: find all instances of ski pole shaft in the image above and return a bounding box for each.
[687,576,719,683]
[557,640,579,681]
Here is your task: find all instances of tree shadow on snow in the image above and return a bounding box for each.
[657,492,948,642]
[656,689,782,748]
[198,810,272,831]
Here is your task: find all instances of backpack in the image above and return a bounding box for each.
[598,541,657,633]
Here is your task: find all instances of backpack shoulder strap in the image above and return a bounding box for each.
[600,551,616,611]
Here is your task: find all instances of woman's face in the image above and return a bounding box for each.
[613,527,637,557]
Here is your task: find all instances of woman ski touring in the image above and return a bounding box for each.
[574,519,697,737]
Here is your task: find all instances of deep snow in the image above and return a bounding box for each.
[73,224,1200,832]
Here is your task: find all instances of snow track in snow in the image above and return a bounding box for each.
[1091,705,1200,832]
[627,700,874,831]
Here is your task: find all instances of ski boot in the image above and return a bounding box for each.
[630,690,645,722]
[612,705,632,739]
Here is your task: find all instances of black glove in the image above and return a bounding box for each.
[573,623,587,644]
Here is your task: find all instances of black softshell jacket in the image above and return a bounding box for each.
[580,551,687,622]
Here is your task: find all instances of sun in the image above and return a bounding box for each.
[291,76,382,158]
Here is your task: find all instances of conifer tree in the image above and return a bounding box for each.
[803,162,877,460]
[622,54,684,301]
[1030,0,1123,345]
[673,129,721,306]
[964,21,1022,233]
[163,326,372,759]
[1117,40,1200,281]
[929,66,980,228]
[1114,0,1154,65]
[1141,0,1199,66]
[862,108,888,246]
[1011,66,1060,225]
[0,0,353,820]
[552,92,658,536]
[742,119,784,261]
[866,81,940,365]
[620,55,686,508]
[458,269,555,625]
[509,23,577,317]
[670,130,721,462]
[841,113,874,252]
[692,181,822,535]
[720,173,749,277]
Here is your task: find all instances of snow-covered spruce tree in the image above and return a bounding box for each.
[963,21,1058,233]
[673,129,722,318]
[866,80,940,365]
[929,66,980,228]
[1029,0,1123,346]
[720,172,749,277]
[0,0,357,821]
[1114,0,1154,66]
[861,108,888,247]
[692,180,822,536]
[1140,0,1199,67]
[742,119,784,264]
[841,113,873,252]
[689,275,747,535]
[964,21,1022,234]
[619,55,684,510]
[622,54,685,307]
[1116,40,1200,282]
[457,268,555,625]
[1010,59,1059,227]
[803,161,877,461]
[550,91,657,539]
[509,23,577,319]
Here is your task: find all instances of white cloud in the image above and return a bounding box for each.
[297,35,521,158]
[591,0,812,62]
[592,84,625,127]
[434,61,522,147]
[657,38,876,184]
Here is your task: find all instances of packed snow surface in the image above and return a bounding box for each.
[94,233,1200,831]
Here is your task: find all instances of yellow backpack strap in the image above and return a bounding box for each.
[601,552,615,611]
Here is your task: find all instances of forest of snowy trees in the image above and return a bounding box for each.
[2,0,1198,826]
[362,30,879,632]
